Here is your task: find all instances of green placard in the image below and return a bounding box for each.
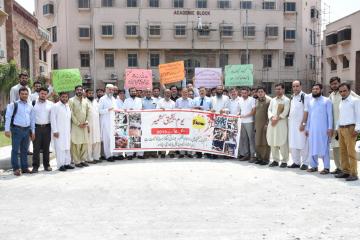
[225,64,254,87]
[52,69,82,92]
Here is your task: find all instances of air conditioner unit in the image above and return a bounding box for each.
[83,74,92,81]
[111,73,118,80]
[0,49,5,58]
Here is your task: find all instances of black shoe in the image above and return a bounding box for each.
[127,156,133,160]
[118,155,124,160]
[254,160,263,164]
[187,154,193,158]
[138,156,145,159]
[259,160,269,166]
[331,168,342,174]
[59,166,67,171]
[94,160,101,163]
[269,161,279,167]
[300,164,308,170]
[212,155,218,159]
[169,154,175,158]
[87,161,97,164]
[65,165,75,169]
[248,158,257,163]
[160,154,166,158]
[178,154,185,158]
[346,176,359,181]
[81,162,89,167]
[44,167,52,171]
[107,157,115,162]
[75,164,83,168]
[279,163,288,168]
[335,173,350,178]
[100,156,106,160]
[196,153,203,159]
[287,163,300,168]
[32,168,39,173]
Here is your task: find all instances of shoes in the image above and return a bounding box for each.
[169,154,175,158]
[254,160,263,164]
[59,166,67,171]
[32,168,39,173]
[95,160,102,163]
[196,153,203,159]
[335,173,350,178]
[346,175,359,181]
[178,154,185,158]
[75,164,83,168]
[307,167,318,173]
[187,154,193,158]
[269,161,279,167]
[300,165,308,170]
[13,169,21,176]
[331,168,342,175]
[160,154,166,158]
[279,163,288,168]
[81,162,89,167]
[138,156,145,159]
[320,168,329,175]
[21,168,32,174]
[259,160,269,166]
[248,158,257,163]
[65,165,75,169]
[239,156,250,161]
[212,155,218,159]
[44,167,52,171]
[107,157,115,162]
[118,155,125,160]
[87,161,97,164]
[127,156,133,160]
[288,163,300,169]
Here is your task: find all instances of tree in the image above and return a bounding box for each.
[0,60,19,97]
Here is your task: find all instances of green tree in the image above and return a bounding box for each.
[0,60,19,98]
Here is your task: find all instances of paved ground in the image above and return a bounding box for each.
[0,158,359,240]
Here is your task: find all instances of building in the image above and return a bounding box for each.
[324,10,359,92]
[0,0,8,64]
[5,0,52,79]
[35,0,321,93]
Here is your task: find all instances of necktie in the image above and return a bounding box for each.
[200,98,204,106]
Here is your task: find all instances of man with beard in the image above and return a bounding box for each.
[85,89,102,164]
[69,85,90,168]
[10,72,32,104]
[30,81,42,102]
[113,86,119,98]
[306,84,333,174]
[211,85,229,114]
[170,85,179,102]
[51,92,74,172]
[288,80,310,170]
[116,89,126,109]
[267,83,290,168]
[329,77,359,174]
[96,88,105,101]
[32,87,54,173]
[99,84,117,162]
[254,86,272,165]
[124,87,144,160]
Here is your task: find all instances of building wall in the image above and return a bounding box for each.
[35,0,321,93]
[0,0,7,64]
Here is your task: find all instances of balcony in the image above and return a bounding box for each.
[337,27,351,45]
[326,33,337,48]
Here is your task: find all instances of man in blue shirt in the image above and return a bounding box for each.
[5,87,35,176]
[193,87,212,111]
[142,88,157,110]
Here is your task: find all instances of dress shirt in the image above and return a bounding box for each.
[9,84,32,104]
[142,97,157,110]
[33,99,53,124]
[193,96,212,111]
[175,97,194,109]
[226,97,241,115]
[31,92,39,102]
[211,95,230,113]
[5,100,35,132]
[337,95,360,131]
[157,98,175,109]
[239,97,256,123]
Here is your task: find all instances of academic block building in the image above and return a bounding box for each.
[35,0,321,93]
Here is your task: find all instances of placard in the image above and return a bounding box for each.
[225,64,254,87]
[52,69,82,92]
[159,61,185,84]
[125,69,153,90]
[194,68,222,88]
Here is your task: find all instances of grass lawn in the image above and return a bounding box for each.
[0,131,11,147]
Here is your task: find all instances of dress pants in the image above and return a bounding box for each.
[339,126,358,177]
[256,145,271,161]
[71,143,88,164]
[239,122,256,157]
[32,124,51,169]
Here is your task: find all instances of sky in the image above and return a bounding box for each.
[15,0,360,25]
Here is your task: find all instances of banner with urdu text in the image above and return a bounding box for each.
[113,109,241,157]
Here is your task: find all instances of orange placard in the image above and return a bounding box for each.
[159,61,185,84]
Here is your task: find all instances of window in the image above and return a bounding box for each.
[337,28,351,42]
[51,26,57,42]
[196,0,207,8]
[309,29,316,45]
[219,53,228,68]
[79,26,91,39]
[78,0,90,9]
[243,26,255,38]
[220,25,233,37]
[39,47,42,61]
[198,29,210,37]
[241,53,250,64]
[330,59,336,71]
[263,54,272,68]
[285,52,294,67]
[310,55,316,70]
[150,53,160,67]
[343,56,349,69]
[326,33,337,46]
[43,50,47,62]
[284,2,296,12]
[149,0,159,7]
[173,0,184,8]
[128,53,138,67]
[102,24,114,37]
[266,26,278,38]
[263,82,272,94]
[101,0,113,7]
[104,52,114,68]
[284,29,296,40]
[175,25,186,37]
[127,0,137,7]
[149,25,161,37]
[80,53,90,68]
[126,24,138,36]
[43,3,54,15]
[263,1,276,10]
[218,0,231,8]
[311,7,319,19]
[52,54,58,69]
[240,1,252,9]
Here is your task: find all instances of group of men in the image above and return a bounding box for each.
[4,72,360,181]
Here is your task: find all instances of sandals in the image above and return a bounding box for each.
[320,168,330,175]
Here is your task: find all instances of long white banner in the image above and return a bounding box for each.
[113,109,241,157]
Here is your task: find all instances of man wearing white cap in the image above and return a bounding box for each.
[99,84,117,161]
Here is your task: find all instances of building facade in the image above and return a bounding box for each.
[5,0,52,79]
[324,10,359,92]
[35,0,321,93]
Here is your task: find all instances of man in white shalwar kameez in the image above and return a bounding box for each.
[85,89,102,163]
[288,80,310,170]
[51,92,74,171]
[306,84,333,174]
[99,84,117,161]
